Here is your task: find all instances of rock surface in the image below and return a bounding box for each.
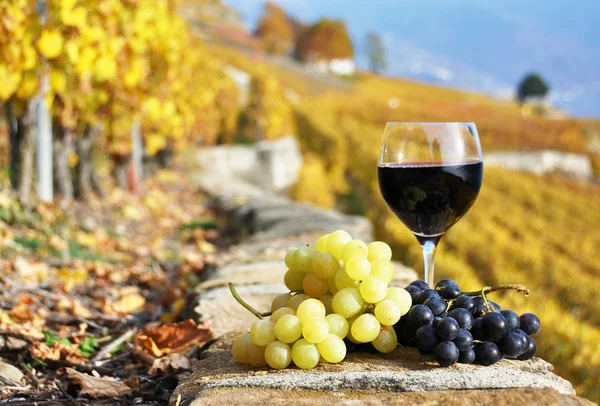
[171,334,587,406]
[0,359,24,385]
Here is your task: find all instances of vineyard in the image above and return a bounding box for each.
[215,46,600,401]
[1,0,600,402]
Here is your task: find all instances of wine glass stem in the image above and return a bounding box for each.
[422,240,437,287]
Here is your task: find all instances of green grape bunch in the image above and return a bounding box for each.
[229,230,412,370]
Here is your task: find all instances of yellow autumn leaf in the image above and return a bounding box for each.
[146,134,167,156]
[62,6,87,29]
[93,54,117,82]
[37,29,64,59]
[65,39,79,63]
[115,293,145,314]
[142,97,161,121]
[68,152,79,168]
[57,267,89,293]
[16,74,38,99]
[123,205,143,221]
[0,64,21,100]
[75,231,96,247]
[21,43,38,70]
[50,69,67,93]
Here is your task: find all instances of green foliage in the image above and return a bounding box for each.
[366,32,387,73]
[78,336,99,357]
[296,19,354,62]
[517,73,550,103]
[43,331,71,347]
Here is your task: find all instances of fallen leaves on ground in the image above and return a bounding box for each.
[136,319,213,357]
[0,169,221,403]
[65,368,131,398]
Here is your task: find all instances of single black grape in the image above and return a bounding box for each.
[415,324,438,353]
[476,342,502,366]
[416,289,440,305]
[471,317,489,341]
[433,316,443,327]
[406,305,434,333]
[517,336,537,360]
[482,312,508,340]
[471,304,488,318]
[458,348,476,364]
[434,341,460,366]
[500,310,520,332]
[448,308,474,330]
[449,295,475,312]
[435,279,462,300]
[489,301,502,312]
[436,317,459,341]
[519,313,541,335]
[434,279,457,289]
[424,296,447,316]
[514,329,529,343]
[453,329,474,352]
[473,297,484,306]
[405,285,422,303]
[409,280,429,290]
[498,331,528,357]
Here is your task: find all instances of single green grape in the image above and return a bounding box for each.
[384,287,412,316]
[345,314,361,343]
[284,248,297,270]
[374,299,401,326]
[265,341,292,369]
[302,317,329,343]
[286,293,310,311]
[232,332,251,364]
[292,339,320,370]
[341,239,368,262]
[358,275,388,303]
[325,313,349,338]
[367,241,392,261]
[369,260,395,284]
[351,313,381,343]
[271,293,292,312]
[274,314,303,343]
[372,325,398,353]
[317,334,346,363]
[334,268,359,290]
[294,246,317,272]
[250,319,276,346]
[269,307,295,324]
[319,294,334,315]
[296,298,326,323]
[345,255,371,281]
[332,287,364,319]
[326,230,353,259]
[284,270,305,291]
[247,341,267,367]
[312,252,339,279]
[315,234,330,252]
[303,273,329,298]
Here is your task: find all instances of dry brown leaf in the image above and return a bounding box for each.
[8,303,34,322]
[31,343,61,361]
[149,353,191,374]
[49,234,68,251]
[136,319,212,357]
[14,257,49,285]
[56,298,92,318]
[65,368,130,398]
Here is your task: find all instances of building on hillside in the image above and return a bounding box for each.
[307,58,356,76]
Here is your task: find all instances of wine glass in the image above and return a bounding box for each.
[377,122,483,287]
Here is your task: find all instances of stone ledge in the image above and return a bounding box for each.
[178,387,593,406]
[171,334,583,406]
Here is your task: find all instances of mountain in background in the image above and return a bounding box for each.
[222,0,600,118]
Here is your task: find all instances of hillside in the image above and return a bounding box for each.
[213,44,600,402]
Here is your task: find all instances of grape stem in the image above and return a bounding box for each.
[461,284,530,312]
[228,283,271,319]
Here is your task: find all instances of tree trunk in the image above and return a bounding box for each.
[53,125,74,206]
[112,155,130,189]
[74,125,99,201]
[17,102,37,206]
[5,103,20,189]
[90,167,105,198]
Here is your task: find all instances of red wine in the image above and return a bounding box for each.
[378,161,483,237]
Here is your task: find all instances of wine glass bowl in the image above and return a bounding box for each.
[377,122,483,287]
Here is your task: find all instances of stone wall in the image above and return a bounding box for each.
[485,150,595,180]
